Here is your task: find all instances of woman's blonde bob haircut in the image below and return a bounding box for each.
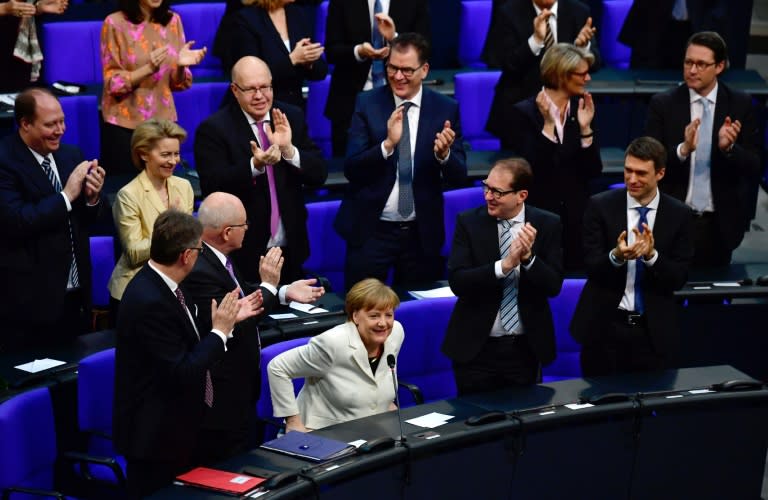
[540,43,594,90]
[130,118,187,170]
[344,278,400,321]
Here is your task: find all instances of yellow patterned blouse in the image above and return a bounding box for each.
[100,11,192,129]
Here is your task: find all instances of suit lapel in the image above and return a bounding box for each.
[713,84,729,148]
[347,324,377,383]
[13,135,58,195]
[147,266,200,342]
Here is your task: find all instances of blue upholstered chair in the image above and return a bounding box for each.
[89,236,115,309]
[442,186,484,258]
[394,296,458,404]
[454,71,501,151]
[600,0,633,69]
[458,1,492,68]
[42,20,103,86]
[77,348,127,485]
[173,2,227,78]
[304,199,345,292]
[305,76,332,158]
[174,81,230,168]
[542,278,586,382]
[257,337,311,441]
[314,1,329,46]
[0,387,63,499]
[59,95,100,162]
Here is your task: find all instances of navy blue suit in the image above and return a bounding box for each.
[334,85,467,288]
[0,133,106,350]
[230,4,328,109]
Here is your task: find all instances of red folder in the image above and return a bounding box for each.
[176,467,266,495]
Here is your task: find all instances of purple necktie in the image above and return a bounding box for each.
[225,258,245,298]
[175,288,214,407]
[255,120,281,237]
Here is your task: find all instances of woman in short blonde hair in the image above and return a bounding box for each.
[108,118,194,314]
[268,278,404,431]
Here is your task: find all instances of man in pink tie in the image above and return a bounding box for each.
[195,56,328,284]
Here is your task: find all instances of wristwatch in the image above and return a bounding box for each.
[521,250,535,266]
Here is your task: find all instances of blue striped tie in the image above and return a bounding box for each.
[41,156,80,288]
[634,206,651,314]
[371,0,385,87]
[499,219,519,332]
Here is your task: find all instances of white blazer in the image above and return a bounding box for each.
[268,320,405,430]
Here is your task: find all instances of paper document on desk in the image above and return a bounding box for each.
[289,301,328,314]
[405,412,454,428]
[408,286,455,300]
[15,358,66,373]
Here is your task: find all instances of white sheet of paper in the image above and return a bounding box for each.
[688,389,714,394]
[405,412,454,428]
[408,286,455,300]
[269,313,298,320]
[564,403,594,410]
[15,358,66,373]
[348,439,367,448]
[289,301,328,314]
[713,282,741,287]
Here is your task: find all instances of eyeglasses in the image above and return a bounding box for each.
[385,63,425,78]
[683,59,717,71]
[227,220,249,230]
[186,246,204,254]
[569,69,590,78]
[482,181,517,200]
[233,83,273,96]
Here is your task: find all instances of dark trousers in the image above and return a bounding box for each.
[580,311,665,377]
[691,212,732,268]
[453,335,540,396]
[100,120,137,177]
[126,456,191,499]
[331,119,350,158]
[344,220,444,291]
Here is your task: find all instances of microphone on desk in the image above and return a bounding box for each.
[387,354,407,443]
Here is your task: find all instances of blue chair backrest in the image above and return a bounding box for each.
[442,186,484,258]
[454,71,501,151]
[90,236,115,308]
[0,387,58,494]
[60,94,100,161]
[395,297,458,404]
[173,2,227,78]
[458,1,492,68]
[314,1,329,46]
[174,81,231,168]
[306,75,332,158]
[258,337,311,440]
[78,348,116,438]
[304,199,345,292]
[42,20,103,86]
[600,0,632,69]
[542,278,585,381]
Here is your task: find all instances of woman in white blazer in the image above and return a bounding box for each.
[268,278,405,431]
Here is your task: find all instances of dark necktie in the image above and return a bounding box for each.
[371,0,385,87]
[397,102,414,218]
[175,287,214,407]
[634,206,651,314]
[499,219,519,332]
[255,121,281,237]
[41,156,80,289]
[543,17,555,52]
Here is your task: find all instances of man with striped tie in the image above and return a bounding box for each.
[570,137,693,376]
[442,158,563,396]
[0,87,107,353]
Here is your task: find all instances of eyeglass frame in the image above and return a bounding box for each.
[186,246,204,254]
[233,82,274,96]
[569,69,590,78]
[226,220,250,230]
[385,62,426,78]
[481,180,518,200]
[683,59,717,71]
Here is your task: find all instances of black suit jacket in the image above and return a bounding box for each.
[570,189,693,358]
[181,243,278,457]
[230,4,328,108]
[114,265,225,461]
[645,82,760,251]
[484,0,599,141]
[323,0,430,125]
[333,85,467,255]
[194,99,327,282]
[0,133,106,329]
[442,205,564,365]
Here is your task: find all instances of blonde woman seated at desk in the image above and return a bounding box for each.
[268,279,404,431]
[108,119,194,317]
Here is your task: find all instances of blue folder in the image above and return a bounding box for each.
[261,431,356,462]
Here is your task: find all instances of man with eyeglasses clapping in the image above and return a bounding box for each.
[334,32,467,291]
[194,56,328,285]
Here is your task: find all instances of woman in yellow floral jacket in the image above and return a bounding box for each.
[100,0,206,177]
